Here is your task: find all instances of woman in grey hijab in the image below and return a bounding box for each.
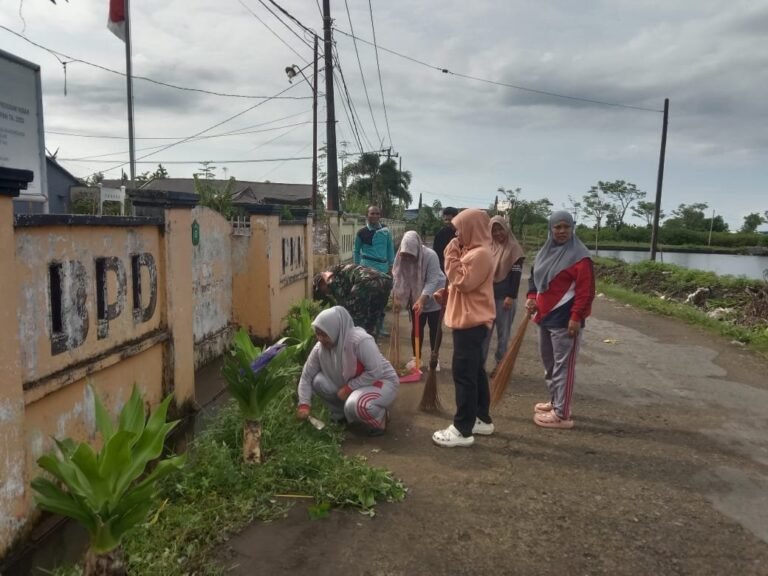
[296,306,399,436]
[525,211,594,429]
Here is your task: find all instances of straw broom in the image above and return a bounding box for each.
[419,281,449,412]
[489,312,531,407]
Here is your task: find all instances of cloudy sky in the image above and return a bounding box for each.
[2,0,767,229]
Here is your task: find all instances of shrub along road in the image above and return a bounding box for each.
[218,296,768,575]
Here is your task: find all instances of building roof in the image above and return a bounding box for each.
[46,157,81,184]
[132,178,312,206]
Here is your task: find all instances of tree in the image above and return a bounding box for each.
[497,187,552,236]
[194,175,237,218]
[565,195,583,223]
[663,203,728,232]
[587,180,645,230]
[83,172,104,187]
[196,161,217,180]
[582,186,614,251]
[631,200,664,227]
[741,212,766,233]
[342,152,412,216]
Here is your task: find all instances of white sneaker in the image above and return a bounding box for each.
[472,418,495,436]
[432,425,474,447]
[436,360,441,372]
[405,357,418,370]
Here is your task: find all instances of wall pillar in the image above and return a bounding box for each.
[128,189,197,406]
[0,168,33,554]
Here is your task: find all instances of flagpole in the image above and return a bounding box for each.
[124,0,136,182]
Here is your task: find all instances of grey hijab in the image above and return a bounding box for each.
[533,211,591,292]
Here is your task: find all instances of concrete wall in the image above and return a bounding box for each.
[0,185,196,557]
[232,209,313,340]
[191,206,233,369]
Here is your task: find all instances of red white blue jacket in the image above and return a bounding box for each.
[527,258,595,328]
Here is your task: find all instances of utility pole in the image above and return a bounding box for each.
[708,209,715,246]
[650,98,669,261]
[323,0,339,211]
[125,0,136,182]
[312,35,318,213]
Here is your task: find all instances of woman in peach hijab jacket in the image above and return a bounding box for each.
[432,209,496,448]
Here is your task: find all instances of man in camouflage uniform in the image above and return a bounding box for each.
[313,263,392,336]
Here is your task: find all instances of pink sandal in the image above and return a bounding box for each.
[534,402,553,413]
[533,410,574,429]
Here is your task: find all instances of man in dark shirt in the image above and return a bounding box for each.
[432,207,458,272]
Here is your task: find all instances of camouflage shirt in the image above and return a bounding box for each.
[327,264,392,334]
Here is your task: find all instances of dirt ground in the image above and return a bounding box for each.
[217,296,768,576]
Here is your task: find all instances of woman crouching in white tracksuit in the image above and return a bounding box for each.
[296,306,399,436]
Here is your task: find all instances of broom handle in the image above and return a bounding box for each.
[429,279,450,365]
[414,310,420,368]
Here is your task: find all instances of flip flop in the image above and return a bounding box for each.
[534,402,553,413]
[533,411,574,429]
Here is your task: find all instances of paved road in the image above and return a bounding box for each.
[220,295,768,575]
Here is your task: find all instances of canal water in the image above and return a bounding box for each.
[595,249,768,281]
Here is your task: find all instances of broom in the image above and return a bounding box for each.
[399,310,423,383]
[418,280,449,412]
[489,312,531,407]
[387,308,400,368]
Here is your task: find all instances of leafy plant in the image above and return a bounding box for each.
[31,385,185,575]
[222,329,301,463]
[282,299,324,364]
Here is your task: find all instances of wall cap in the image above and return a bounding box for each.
[14,214,164,228]
[0,167,34,198]
[127,188,198,208]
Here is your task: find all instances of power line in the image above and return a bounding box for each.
[367,0,394,149]
[264,0,317,37]
[64,121,314,161]
[333,50,373,152]
[79,72,312,177]
[46,112,312,140]
[59,157,314,165]
[255,0,315,54]
[342,0,383,146]
[333,27,663,113]
[238,0,310,64]
[0,25,313,101]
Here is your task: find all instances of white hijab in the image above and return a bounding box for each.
[312,306,362,388]
[392,231,425,305]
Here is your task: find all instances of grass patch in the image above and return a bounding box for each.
[49,389,406,576]
[597,281,768,357]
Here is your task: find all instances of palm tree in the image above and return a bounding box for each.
[342,153,412,216]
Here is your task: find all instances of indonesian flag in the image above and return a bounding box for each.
[108,0,126,42]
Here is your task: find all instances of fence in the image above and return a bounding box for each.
[0,180,313,556]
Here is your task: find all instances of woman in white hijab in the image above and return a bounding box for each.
[296,306,399,435]
[392,231,446,369]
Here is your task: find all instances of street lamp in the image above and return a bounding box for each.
[285,36,319,213]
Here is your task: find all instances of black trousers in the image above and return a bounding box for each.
[452,324,491,437]
[408,308,440,358]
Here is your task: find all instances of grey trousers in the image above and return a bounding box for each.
[312,373,397,429]
[482,298,517,365]
[537,326,582,419]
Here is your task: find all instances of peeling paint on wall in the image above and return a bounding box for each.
[191,208,232,367]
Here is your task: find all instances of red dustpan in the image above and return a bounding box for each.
[400,310,422,383]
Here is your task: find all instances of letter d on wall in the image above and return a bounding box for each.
[131,253,158,323]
